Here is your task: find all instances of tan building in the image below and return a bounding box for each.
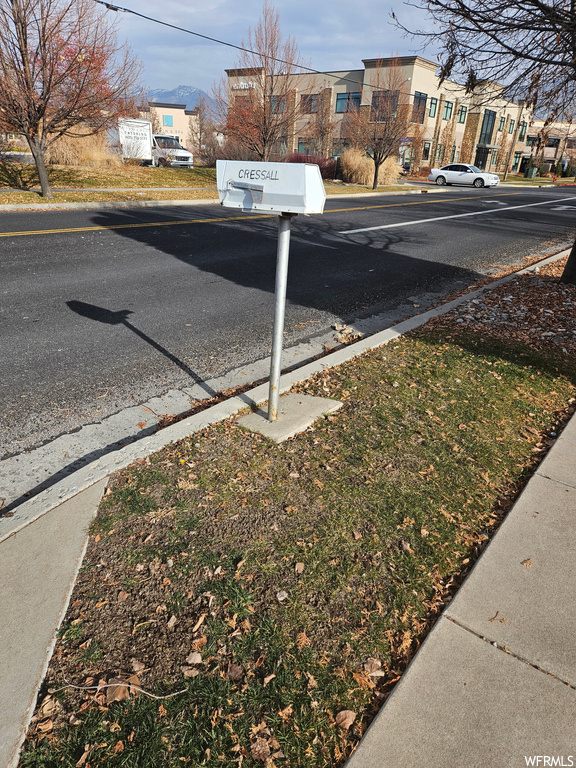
[139,102,199,152]
[226,56,533,173]
[525,118,576,172]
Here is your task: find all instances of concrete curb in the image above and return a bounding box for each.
[1,247,569,545]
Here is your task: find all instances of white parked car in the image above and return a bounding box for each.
[428,163,500,188]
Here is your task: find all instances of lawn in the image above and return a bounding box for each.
[19,258,576,768]
[0,162,424,206]
[0,162,217,191]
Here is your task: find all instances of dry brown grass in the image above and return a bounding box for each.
[46,129,121,167]
[340,148,402,186]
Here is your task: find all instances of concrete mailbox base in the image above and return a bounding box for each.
[237,393,342,443]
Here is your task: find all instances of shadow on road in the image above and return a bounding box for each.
[66,300,217,397]
[86,202,485,322]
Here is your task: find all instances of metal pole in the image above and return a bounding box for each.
[268,212,294,422]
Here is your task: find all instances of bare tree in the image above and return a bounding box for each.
[212,1,308,161]
[395,0,576,281]
[0,0,140,197]
[188,94,218,164]
[344,61,412,189]
[409,122,425,174]
[299,86,336,157]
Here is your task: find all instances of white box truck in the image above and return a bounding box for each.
[118,118,194,168]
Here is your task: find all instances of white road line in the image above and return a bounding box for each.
[291,236,337,250]
[339,196,576,235]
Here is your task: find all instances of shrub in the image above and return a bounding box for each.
[46,128,121,167]
[339,148,401,186]
[283,152,336,180]
[562,164,574,178]
[214,138,260,162]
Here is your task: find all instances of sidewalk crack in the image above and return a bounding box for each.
[444,616,576,691]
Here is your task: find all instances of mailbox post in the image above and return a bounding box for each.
[268,212,295,421]
[217,161,326,422]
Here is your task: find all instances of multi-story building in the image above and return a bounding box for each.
[525,118,576,172]
[225,56,532,173]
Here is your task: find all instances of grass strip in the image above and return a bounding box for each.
[20,269,576,768]
[0,164,218,191]
[0,188,220,206]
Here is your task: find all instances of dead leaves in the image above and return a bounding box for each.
[335,710,357,731]
[363,658,386,678]
[38,694,62,721]
[228,663,244,682]
[352,671,375,690]
[251,737,271,762]
[249,721,285,764]
[106,675,140,705]
[181,648,202,679]
[296,630,311,650]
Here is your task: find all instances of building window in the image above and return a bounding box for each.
[298,139,314,154]
[442,101,453,120]
[335,92,360,113]
[519,121,527,141]
[479,109,496,145]
[450,145,457,162]
[412,91,427,124]
[435,143,445,161]
[512,151,522,171]
[498,116,505,132]
[526,135,539,147]
[423,141,431,161]
[508,119,515,134]
[490,149,499,166]
[301,94,319,114]
[429,98,438,118]
[546,137,560,148]
[332,139,350,156]
[162,115,173,127]
[271,96,285,114]
[457,105,467,123]
[371,90,398,121]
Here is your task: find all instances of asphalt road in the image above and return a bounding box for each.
[2,186,576,459]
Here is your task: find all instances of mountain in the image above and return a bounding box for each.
[146,85,215,111]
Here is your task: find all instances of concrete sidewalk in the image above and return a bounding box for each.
[0,481,108,768]
[345,412,576,768]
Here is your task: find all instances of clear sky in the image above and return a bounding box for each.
[109,0,437,94]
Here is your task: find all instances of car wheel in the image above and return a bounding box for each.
[435,176,446,186]
[158,157,168,167]
[473,178,484,188]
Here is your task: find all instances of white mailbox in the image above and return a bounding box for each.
[216,160,326,215]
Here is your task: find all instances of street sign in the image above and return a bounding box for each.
[216,160,326,215]
[216,160,326,422]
